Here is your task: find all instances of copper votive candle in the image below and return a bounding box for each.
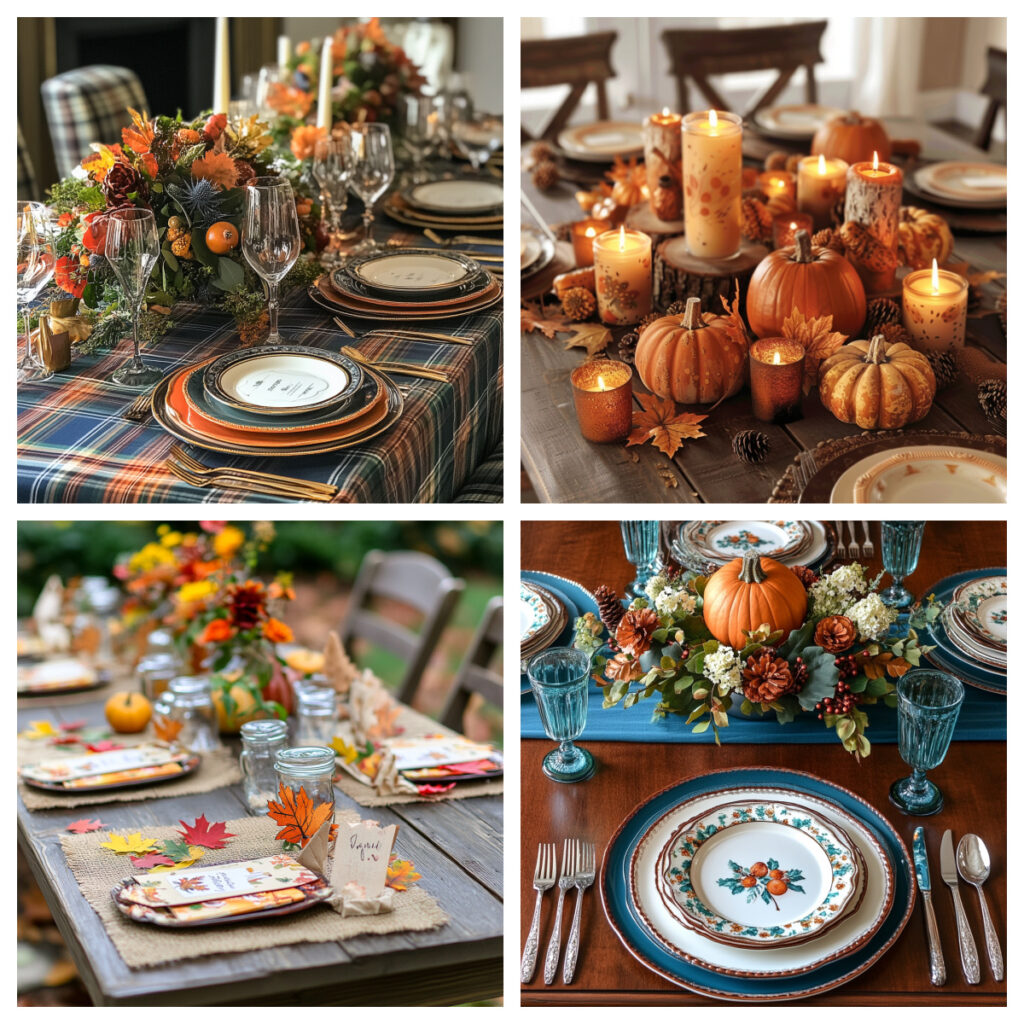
[749,338,805,423]
[797,154,848,231]
[757,169,797,203]
[571,219,604,267]
[772,212,813,249]
[570,359,633,442]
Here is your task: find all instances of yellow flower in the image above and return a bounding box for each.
[129,542,176,572]
[161,530,183,548]
[176,579,218,606]
[157,524,170,536]
[212,525,245,558]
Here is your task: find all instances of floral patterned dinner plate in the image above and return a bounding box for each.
[953,575,1007,648]
[520,582,552,644]
[684,521,810,562]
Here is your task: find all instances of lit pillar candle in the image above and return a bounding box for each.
[772,212,813,249]
[902,259,968,352]
[316,38,334,131]
[570,359,634,443]
[757,170,796,204]
[797,154,848,231]
[644,108,683,221]
[749,338,805,423]
[277,35,291,69]
[593,226,652,325]
[571,219,604,267]
[212,17,231,113]
[682,109,743,259]
[846,151,903,251]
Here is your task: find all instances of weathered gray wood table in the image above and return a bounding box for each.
[521,116,1006,503]
[17,696,502,1006]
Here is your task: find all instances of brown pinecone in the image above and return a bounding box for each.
[637,312,661,334]
[864,297,902,336]
[532,160,560,192]
[618,330,639,366]
[741,197,774,244]
[562,286,596,321]
[615,607,660,657]
[102,161,149,209]
[791,565,819,588]
[665,300,688,316]
[594,584,625,634]
[742,651,795,704]
[530,141,556,164]
[814,615,857,654]
[233,159,257,187]
[732,429,770,464]
[978,378,1007,424]
[878,322,913,347]
[926,350,959,391]
[812,228,845,254]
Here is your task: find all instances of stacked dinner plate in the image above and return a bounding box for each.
[751,104,843,140]
[911,161,1007,210]
[309,248,502,322]
[556,121,644,162]
[151,346,403,458]
[520,580,568,664]
[601,766,915,1001]
[382,175,503,232]
[672,521,835,575]
[520,228,555,282]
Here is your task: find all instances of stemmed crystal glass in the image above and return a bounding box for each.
[451,111,503,172]
[527,647,595,783]
[104,208,161,387]
[17,202,56,382]
[345,123,395,254]
[621,520,661,599]
[255,64,286,117]
[242,177,301,344]
[311,135,358,264]
[880,521,926,608]
[399,94,437,183]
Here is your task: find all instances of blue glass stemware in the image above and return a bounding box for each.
[880,521,926,608]
[527,647,595,783]
[621,520,660,599]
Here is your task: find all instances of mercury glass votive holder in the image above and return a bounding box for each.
[527,647,595,783]
[749,338,805,423]
[570,359,633,442]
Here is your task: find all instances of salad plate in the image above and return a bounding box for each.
[520,582,552,644]
[683,521,810,562]
[940,609,1006,670]
[403,177,503,215]
[952,575,1007,648]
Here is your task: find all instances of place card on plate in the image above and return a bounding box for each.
[387,735,503,780]
[335,820,397,897]
[21,743,179,783]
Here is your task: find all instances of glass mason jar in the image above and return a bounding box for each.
[294,687,338,747]
[274,746,336,827]
[240,719,289,814]
[137,651,182,702]
[164,675,222,752]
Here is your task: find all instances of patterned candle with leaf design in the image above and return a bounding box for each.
[682,109,743,259]
[594,226,652,325]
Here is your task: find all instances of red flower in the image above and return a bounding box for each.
[228,581,267,631]
[81,212,109,254]
[55,255,87,298]
[57,212,73,228]
[203,113,227,142]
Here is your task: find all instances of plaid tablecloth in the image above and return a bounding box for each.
[18,225,503,504]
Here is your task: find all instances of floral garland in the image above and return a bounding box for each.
[573,559,943,759]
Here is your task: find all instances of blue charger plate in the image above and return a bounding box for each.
[520,571,588,693]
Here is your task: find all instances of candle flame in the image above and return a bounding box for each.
[931,258,940,294]
[662,106,671,117]
[618,225,627,252]
[708,109,718,129]
[773,351,781,365]
[817,154,826,175]
[597,375,606,390]
[585,226,596,238]
[872,151,879,171]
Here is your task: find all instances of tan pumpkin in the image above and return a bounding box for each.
[746,230,866,338]
[611,177,645,207]
[897,207,954,269]
[703,552,808,651]
[811,111,891,164]
[635,297,747,405]
[818,334,936,429]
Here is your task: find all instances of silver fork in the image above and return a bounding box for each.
[562,841,596,984]
[846,522,861,560]
[835,520,848,559]
[521,843,556,983]
[544,839,576,984]
[860,521,875,559]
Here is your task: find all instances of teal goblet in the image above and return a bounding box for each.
[527,647,595,783]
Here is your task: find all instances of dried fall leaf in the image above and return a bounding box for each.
[129,851,176,869]
[386,854,421,891]
[266,783,334,847]
[66,818,106,834]
[605,652,643,683]
[416,782,457,796]
[781,308,848,392]
[858,651,912,679]
[521,301,573,339]
[152,715,184,743]
[60,720,87,732]
[718,282,750,352]
[368,703,403,741]
[626,394,708,459]
[22,720,57,740]
[177,814,236,850]
[100,831,158,855]
[86,740,123,753]
[563,323,612,356]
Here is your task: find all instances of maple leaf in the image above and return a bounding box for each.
[626,394,708,459]
[417,783,457,796]
[780,309,848,392]
[66,818,106,834]
[368,703,402,741]
[521,301,573,339]
[563,323,612,356]
[175,876,208,892]
[130,851,176,869]
[386,855,422,891]
[49,736,82,746]
[100,831,159,855]
[149,841,205,871]
[330,736,374,764]
[152,715,184,743]
[718,282,750,353]
[86,740,123,753]
[60,720,87,732]
[156,837,192,861]
[22,720,57,740]
[177,814,236,850]
[266,783,334,847]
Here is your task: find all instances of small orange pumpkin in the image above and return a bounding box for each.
[104,692,152,734]
[746,229,866,338]
[702,553,808,651]
[811,111,891,165]
[634,297,748,405]
[897,207,954,269]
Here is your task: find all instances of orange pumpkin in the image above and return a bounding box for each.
[746,229,866,338]
[702,553,808,651]
[104,692,152,733]
[611,177,645,207]
[634,297,748,405]
[811,111,891,165]
[896,207,954,269]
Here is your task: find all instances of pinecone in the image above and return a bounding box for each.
[791,565,819,588]
[926,350,960,391]
[740,197,774,244]
[732,429,770,465]
[665,300,688,316]
[814,615,857,654]
[530,141,556,164]
[102,161,149,209]
[233,159,257,187]
[561,286,596,321]
[996,293,1006,334]
[864,297,901,336]
[742,651,795,704]
[978,378,1007,424]
[618,330,639,366]
[594,584,625,634]
[532,160,560,192]
[877,322,913,347]
[637,312,660,334]
[615,608,660,657]
[812,228,845,254]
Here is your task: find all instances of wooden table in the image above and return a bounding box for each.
[521,520,1006,1005]
[17,694,503,1006]
[521,117,1006,503]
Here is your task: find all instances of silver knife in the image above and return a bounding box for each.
[940,829,981,984]
[913,827,946,985]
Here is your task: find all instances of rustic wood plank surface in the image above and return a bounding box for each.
[520,520,1006,1005]
[17,696,502,1006]
[521,117,1006,503]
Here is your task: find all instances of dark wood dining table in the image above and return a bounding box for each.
[17,689,503,1006]
[520,117,1006,503]
[520,520,1006,1005]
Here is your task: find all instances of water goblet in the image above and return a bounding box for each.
[527,647,595,783]
[399,94,437,183]
[451,111,503,172]
[312,134,358,263]
[242,177,301,345]
[889,668,964,815]
[345,123,395,254]
[881,521,926,608]
[621,520,661,599]
[104,208,162,387]
[17,202,56,382]
[255,64,286,117]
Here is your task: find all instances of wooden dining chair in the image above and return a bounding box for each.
[339,550,465,705]
[974,46,1006,151]
[439,596,503,732]
[17,123,38,202]
[661,21,828,121]
[521,30,618,142]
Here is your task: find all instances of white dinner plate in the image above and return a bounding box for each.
[752,104,844,140]
[215,352,352,412]
[557,120,645,161]
[520,582,552,644]
[850,448,1006,504]
[684,521,811,562]
[953,575,1008,647]
[406,178,504,214]
[915,161,1007,202]
[940,608,1006,670]
[350,251,472,290]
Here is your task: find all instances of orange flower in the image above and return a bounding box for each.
[197,618,234,645]
[191,151,238,190]
[121,108,155,155]
[266,83,313,120]
[290,124,327,161]
[139,152,159,178]
[263,617,294,644]
[81,144,123,182]
[57,212,72,228]
[268,580,295,601]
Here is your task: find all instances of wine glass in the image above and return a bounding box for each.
[621,521,661,599]
[311,135,358,263]
[104,208,161,387]
[345,123,395,254]
[241,177,301,345]
[399,94,437,183]
[527,647,595,783]
[17,202,56,382]
[255,64,286,117]
[451,111,503,172]
[880,521,926,608]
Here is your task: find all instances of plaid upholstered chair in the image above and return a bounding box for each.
[17,124,38,201]
[41,65,149,178]
[454,443,503,503]
[439,596,502,731]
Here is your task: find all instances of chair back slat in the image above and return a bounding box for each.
[974,46,1006,151]
[439,596,503,732]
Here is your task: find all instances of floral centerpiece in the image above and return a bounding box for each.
[574,552,943,759]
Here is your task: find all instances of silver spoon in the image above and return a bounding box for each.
[956,833,1004,981]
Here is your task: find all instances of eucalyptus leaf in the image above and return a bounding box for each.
[692,719,711,734]
[795,645,841,710]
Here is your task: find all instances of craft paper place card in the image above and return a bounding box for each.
[387,736,504,778]
[337,820,397,897]
[21,743,179,783]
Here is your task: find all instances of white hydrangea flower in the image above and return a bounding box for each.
[655,586,696,620]
[645,572,668,602]
[704,646,742,691]
[847,593,898,641]
[827,563,868,595]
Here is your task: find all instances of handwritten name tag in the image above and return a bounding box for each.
[333,820,397,897]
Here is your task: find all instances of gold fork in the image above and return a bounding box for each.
[170,445,338,498]
[166,458,335,502]
[364,327,473,346]
[340,346,450,382]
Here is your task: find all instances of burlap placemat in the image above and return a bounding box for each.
[60,814,447,969]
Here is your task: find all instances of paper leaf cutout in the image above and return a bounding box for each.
[66,817,106,834]
[368,703,403,741]
[331,736,374,765]
[521,302,573,339]
[152,714,184,743]
[22,720,57,740]
[130,851,176,869]
[86,740,123,753]
[626,394,708,459]
[563,323,612,356]
[60,719,87,732]
[780,308,847,392]
[386,855,421,891]
[100,831,159,855]
[49,735,82,746]
[177,814,236,850]
[417,783,457,796]
[266,783,334,847]
[149,842,205,871]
